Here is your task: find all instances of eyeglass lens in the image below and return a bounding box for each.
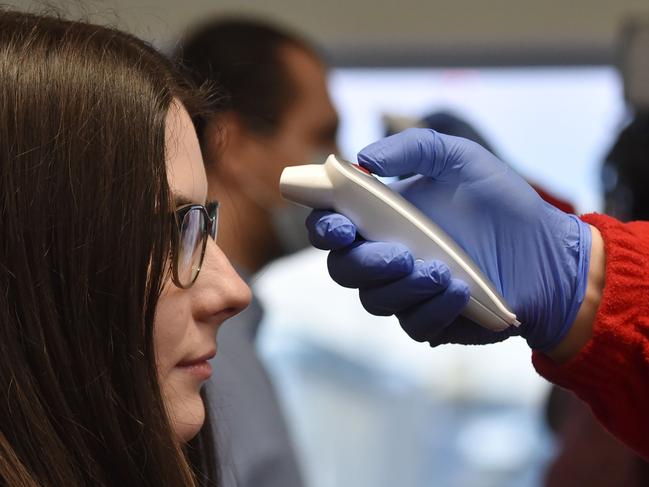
[177,208,206,286]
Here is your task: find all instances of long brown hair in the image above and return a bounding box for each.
[0,10,217,486]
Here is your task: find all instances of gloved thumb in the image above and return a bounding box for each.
[357,128,478,179]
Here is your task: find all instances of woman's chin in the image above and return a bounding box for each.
[168,392,206,442]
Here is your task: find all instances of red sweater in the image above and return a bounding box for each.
[533,213,649,460]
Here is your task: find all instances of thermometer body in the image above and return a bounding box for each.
[280,155,519,332]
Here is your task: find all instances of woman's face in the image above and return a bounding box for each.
[156,102,251,442]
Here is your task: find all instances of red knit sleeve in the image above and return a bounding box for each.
[532,213,649,460]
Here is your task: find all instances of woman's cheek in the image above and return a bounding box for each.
[154,286,188,377]
[152,285,206,441]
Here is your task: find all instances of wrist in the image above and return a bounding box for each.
[545,225,605,363]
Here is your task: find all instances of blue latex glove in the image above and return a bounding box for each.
[306,129,592,351]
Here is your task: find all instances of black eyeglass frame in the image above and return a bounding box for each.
[171,201,219,289]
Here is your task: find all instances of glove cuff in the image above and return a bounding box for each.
[532,215,592,352]
[563,216,593,337]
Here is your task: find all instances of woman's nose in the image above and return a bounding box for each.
[191,239,252,322]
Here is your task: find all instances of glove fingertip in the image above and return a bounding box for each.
[306,211,356,250]
[357,148,388,176]
[358,128,435,177]
[357,152,386,176]
[325,218,356,249]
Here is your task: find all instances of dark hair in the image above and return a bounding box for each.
[602,111,649,221]
[175,17,318,137]
[0,10,217,486]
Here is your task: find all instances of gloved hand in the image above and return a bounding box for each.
[306,129,592,351]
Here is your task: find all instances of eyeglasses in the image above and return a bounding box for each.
[172,201,219,289]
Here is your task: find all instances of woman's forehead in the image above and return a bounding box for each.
[165,100,207,205]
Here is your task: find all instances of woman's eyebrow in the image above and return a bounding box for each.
[173,194,204,208]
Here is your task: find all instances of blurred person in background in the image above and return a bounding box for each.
[602,111,649,222]
[176,18,339,487]
[543,111,649,487]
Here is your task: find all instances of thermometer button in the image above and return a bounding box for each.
[352,164,373,176]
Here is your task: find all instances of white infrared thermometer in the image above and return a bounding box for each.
[279,155,520,332]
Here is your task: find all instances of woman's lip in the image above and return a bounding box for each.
[176,350,216,367]
[176,360,213,381]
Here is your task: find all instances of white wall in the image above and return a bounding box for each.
[9,0,649,64]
